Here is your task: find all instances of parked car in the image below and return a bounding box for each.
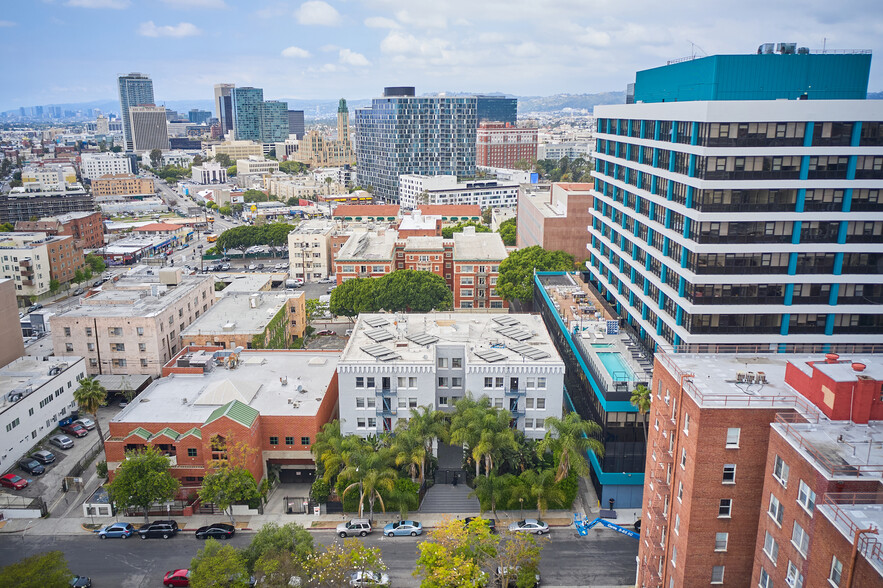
[315,329,335,336]
[383,520,423,537]
[163,569,190,587]
[119,398,128,408]
[0,473,28,490]
[326,286,337,293]
[350,571,390,587]
[274,263,283,270]
[73,418,96,430]
[465,516,497,533]
[345,329,354,336]
[496,566,540,587]
[72,288,85,296]
[30,449,56,464]
[507,519,549,535]
[18,458,45,475]
[27,303,43,313]
[60,423,88,438]
[139,520,180,539]
[256,263,265,270]
[195,523,235,540]
[336,518,372,538]
[318,277,335,284]
[97,522,135,539]
[248,264,257,270]
[70,576,92,587]
[49,434,74,449]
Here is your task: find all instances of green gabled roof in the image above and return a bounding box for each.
[204,400,259,428]
[153,427,180,441]
[125,427,152,440]
[179,428,202,440]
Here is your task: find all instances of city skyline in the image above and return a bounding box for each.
[1,0,882,112]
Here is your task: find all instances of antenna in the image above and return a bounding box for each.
[687,40,708,59]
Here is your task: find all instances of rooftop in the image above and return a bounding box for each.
[52,211,99,223]
[217,274,275,295]
[181,292,302,336]
[340,312,563,368]
[289,218,334,235]
[332,204,400,218]
[417,205,482,217]
[451,229,507,261]
[133,223,182,232]
[398,213,441,232]
[336,230,398,262]
[402,236,445,251]
[818,493,883,576]
[53,275,212,319]
[0,356,85,416]
[113,350,340,423]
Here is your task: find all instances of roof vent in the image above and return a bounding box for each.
[852,362,866,372]
[825,353,840,364]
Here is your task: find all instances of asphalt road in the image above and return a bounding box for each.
[0,529,637,587]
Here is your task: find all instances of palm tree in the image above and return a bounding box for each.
[469,473,512,518]
[340,446,397,520]
[449,396,492,476]
[539,412,604,482]
[311,420,345,484]
[520,469,564,519]
[72,377,107,447]
[407,406,445,483]
[392,427,425,483]
[630,384,651,443]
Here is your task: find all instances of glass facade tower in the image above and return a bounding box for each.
[117,73,155,150]
[232,86,264,142]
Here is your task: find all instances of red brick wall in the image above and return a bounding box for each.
[785,359,883,423]
[804,506,883,587]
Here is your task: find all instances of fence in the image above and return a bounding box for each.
[0,494,48,517]
[122,499,193,518]
[284,496,318,515]
[64,439,105,482]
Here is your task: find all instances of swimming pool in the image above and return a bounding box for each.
[597,352,635,382]
[591,343,615,349]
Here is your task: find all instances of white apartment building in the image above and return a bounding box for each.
[0,234,54,298]
[191,162,228,185]
[80,153,134,180]
[537,141,591,161]
[287,219,333,282]
[266,174,344,201]
[140,150,194,169]
[398,174,519,210]
[237,156,280,175]
[21,165,76,192]
[338,313,564,439]
[0,355,87,473]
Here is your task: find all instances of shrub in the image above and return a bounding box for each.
[96,460,108,478]
[310,478,330,503]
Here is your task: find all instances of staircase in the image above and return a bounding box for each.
[419,483,480,513]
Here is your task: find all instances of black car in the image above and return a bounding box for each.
[138,519,180,539]
[27,303,43,313]
[30,450,56,464]
[464,516,497,533]
[256,263,264,270]
[195,523,235,540]
[70,576,92,587]
[18,458,45,475]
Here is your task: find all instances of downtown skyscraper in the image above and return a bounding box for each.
[231,86,289,143]
[117,73,155,150]
[213,83,235,136]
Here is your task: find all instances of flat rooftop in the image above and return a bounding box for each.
[402,236,445,251]
[54,275,211,318]
[774,417,883,480]
[290,219,334,235]
[337,231,398,261]
[217,274,274,295]
[181,292,302,336]
[341,312,563,368]
[818,499,883,576]
[452,230,507,261]
[114,350,340,423]
[0,356,84,416]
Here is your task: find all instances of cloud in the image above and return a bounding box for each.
[295,1,340,26]
[580,28,611,47]
[138,21,202,37]
[65,0,129,7]
[161,0,228,7]
[394,9,446,29]
[364,16,400,29]
[380,31,448,59]
[281,45,311,58]
[507,41,540,57]
[0,20,16,27]
[339,48,370,67]
[320,44,339,52]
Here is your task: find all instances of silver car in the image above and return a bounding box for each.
[74,418,96,430]
[336,518,372,538]
[49,434,74,449]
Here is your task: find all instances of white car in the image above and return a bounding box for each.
[318,277,336,284]
[350,571,390,587]
[508,518,549,535]
[73,418,96,430]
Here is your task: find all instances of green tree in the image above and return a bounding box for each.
[392,426,425,482]
[328,278,377,317]
[469,473,512,517]
[404,406,446,483]
[189,538,250,588]
[149,148,162,169]
[538,411,604,482]
[340,445,396,520]
[630,384,651,443]
[253,550,308,588]
[0,551,72,588]
[310,478,330,503]
[199,465,261,524]
[311,420,346,485]
[73,377,108,447]
[496,246,575,303]
[279,160,307,174]
[520,468,564,519]
[498,217,517,246]
[440,220,490,239]
[106,446,180,523]
[304,298,328,324]
[0,222,14,232]
[227,165,237,177]
[214,153,232,167]
[85,253,106,274]
[242,522,313,574]
[513,158,534,171]
[481,207,493,224]
[192,154,204,166]
[493,531,543,588]
[242,189,270,203]
[372,270,453,312]
[49,278,60,293]
[414,518,496,588]
[72,268,86,285]
[219,205,232,216]
[110,145,122,153]
[389,477,419,518]
[305,540,383,588]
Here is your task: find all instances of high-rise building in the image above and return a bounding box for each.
[214,83,235,136]
[232,86,264,142]
[354,86,477,203]
[337,98,350,146]
[188,109,211,124]
[95,115,109,135]
[117,73,155,150]
[587,49,882,353]
[476,95,517,125]
[130,105,170,152]
[260,100,289,143]
[476,122,538,168]
[288,110,305,139]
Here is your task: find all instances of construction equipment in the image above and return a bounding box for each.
[573,513,640,539]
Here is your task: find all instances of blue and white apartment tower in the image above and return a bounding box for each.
[589,46,882,353]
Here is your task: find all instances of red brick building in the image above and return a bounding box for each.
[105,347,341,494]
[516,182,593,261]
[476,122,538,169]
[16,211,104,250]
[331,204,400,223]
[638,351,883,587]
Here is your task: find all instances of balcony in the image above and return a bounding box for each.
[510,407,526,417]
[377,406,397,417]
[374,387,396,397]
[19,259,31,268]
[21,279,34,286]
[504,388,526,397]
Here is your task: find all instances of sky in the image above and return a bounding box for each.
[1,0,882,111]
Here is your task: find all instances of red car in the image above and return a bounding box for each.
[163,569,190,587]
[60,423,88,438]
[0,473,28,490]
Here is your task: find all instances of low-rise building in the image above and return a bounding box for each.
[516,182,593,260]
[105,347,340,488]
[0,232,84,300]
[338,313,564,437]
[132,222,190,244]
[287,220,334,282]
[399,175,519,210]
[331,204,400,224]
[211,140,263,161]
[190,163,228,185]
[99,234,171,265]
[237,157,279,175]
[537,141,590,161]
[91,174,155,198]
[52,269,216,376]
[21,164,77,191]
[180,291,307,350]
[15,211,104,250]
[0,355,87,473]
[335,229,398,282]
[265,174,345,201]
[140,150,193,169]
[450,228,507,310]
[0,189,94,225]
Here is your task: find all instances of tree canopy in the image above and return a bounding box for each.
[85,253,106,274]
[214,153,232,167]
[497,217,516,246]
[279,160,308,175]
[534,156,593,183]
[199,465,261,524]
[440,220,490,239]
[242,189,271,203]
[215,223,295,251]
[329,270,453,316]
[189,538,250,588]
[496,246,575,302]
[149,148,162,169]
[73,377,107,447]
[106,446,180,522]
[0,551,72,588]
[242,522,313,574]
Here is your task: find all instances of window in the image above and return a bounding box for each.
[524,418,534,429]
[711,566,724,584]
[65,343,74,352]
[726,428,740,448]
[759,568,773,588]
[674,514,680,534]
[301,437,310,446]
[671,546,677,568]
[723,464,736,484]
[680,448,687,468]
[786,561,804,588]
[64,327,71,336]
[763,531,779,563]
[285,436,294,445]
[356,397,365,408]
[719,499,732,518]
[683,413,690,434]
[139,343,146,352]
[484,377,493,388]
[677,482,684,502]
[451,357,462,368]
[136,327,144,336]
[85,327,92,336]
[714,532,728,551]
[526,398,534,409]
[438,377,448,387]
[493,398,503,409]
[451,377,462,388]
[769,494,784,525]
[828,557,843,586]
[537,377,546,388]
[535,418,544,429]
[408,398,417,408]
[791,521,809,555]
[187,448,197,457]
[366,397,375,409]
[140,359,148,368]
[438,396,448,407]
[269,436,279,445]
[797,480,816,514]
[357,418,366,428]
[367,418,376,428]
[536,398,545,410]
[437,357,448,368]
[773,455,790,487]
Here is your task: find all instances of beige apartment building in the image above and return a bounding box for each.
[0,232,83,300]
[287,219,334,282]
[237,157,280,175]
[265,174,345,201]
[211,140,263,161]
[52,268,215,376]
[0,279,25,366]
[91,174,156,197]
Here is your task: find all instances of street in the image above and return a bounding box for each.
[0,528,638,587]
